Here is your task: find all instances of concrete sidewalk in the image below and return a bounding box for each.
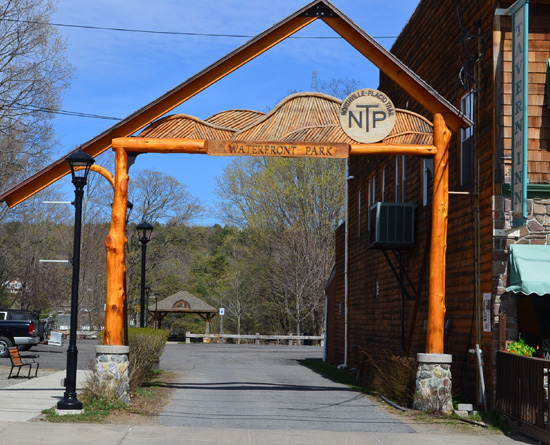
[0,421,535,445]
[0,369,89,421]
[0,372,536,444]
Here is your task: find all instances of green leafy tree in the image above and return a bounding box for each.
[215,156,345,335]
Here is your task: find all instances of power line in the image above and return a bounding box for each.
[44,108,121,121]
[3,103,121,120]
[1,17,398,39]
[0,17,399,122]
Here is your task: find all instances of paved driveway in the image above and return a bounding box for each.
[0,339,100,371]
[157,343,413,433]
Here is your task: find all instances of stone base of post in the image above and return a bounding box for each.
[413,353,453,413]
[93,345,130,404]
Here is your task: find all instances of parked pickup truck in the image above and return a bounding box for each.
[0,310,40,358]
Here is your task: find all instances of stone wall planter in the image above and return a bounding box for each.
[93,345,130,404]
[413,353,453,413]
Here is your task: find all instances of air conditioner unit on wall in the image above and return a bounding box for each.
[368,202,415,250]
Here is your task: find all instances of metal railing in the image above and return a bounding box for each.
[496,350,549,429]
[184,332,324,346]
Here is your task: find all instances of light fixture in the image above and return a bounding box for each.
[66,150,95,187]
[136,221,154,328]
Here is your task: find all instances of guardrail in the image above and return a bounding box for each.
[184,332,324,346]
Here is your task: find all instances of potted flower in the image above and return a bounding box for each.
[506,337,537,357]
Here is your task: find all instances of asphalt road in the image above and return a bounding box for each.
[157,343,414,433]
[13,340,413,433]
[0,339,100,370]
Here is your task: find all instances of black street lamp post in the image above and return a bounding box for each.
[57,150,95,411]
[137,221,153,328]
[145,285,151,327]
[151,296,158,329]
[155,296,158,329]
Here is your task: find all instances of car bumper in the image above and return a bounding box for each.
[14,337,40,346]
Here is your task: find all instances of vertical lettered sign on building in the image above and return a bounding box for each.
[511,0,529,227]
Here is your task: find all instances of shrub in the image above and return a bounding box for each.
[357,344,416,407]
[128,328,169,390]
[80,377,127,413]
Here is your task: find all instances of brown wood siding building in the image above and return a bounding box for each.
[328,0,550,406]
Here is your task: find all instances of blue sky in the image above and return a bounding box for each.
[50,0,420,224]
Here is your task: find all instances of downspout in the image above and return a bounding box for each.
[343,158,354,368]
[474,19,483,404]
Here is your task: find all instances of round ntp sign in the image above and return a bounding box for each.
[339,89,396,143]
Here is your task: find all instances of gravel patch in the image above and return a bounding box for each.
[0,365,58,388]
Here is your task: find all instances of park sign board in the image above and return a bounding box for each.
[206,140,349,158]
[339,88,396,143]
[511,0,529,227]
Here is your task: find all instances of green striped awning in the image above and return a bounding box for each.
[507,244,550,296]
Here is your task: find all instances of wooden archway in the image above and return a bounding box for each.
[103,105,451,355]
[0,0,468,355]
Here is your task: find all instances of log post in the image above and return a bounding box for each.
[426,113,452,354]
[103,147,129,345]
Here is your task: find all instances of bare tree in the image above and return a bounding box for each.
[0,193,73,312]
[122,170,204,321]
[222,232,259,337]
[0,0,72,194]
[128,169,203,225]
[318,76,362,100]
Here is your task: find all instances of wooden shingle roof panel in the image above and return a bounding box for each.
[139,114,235,140]
[234,93,342,141]
[284,124,355,143]
[205,109,266,130]
[137,94,434,145]
[383,109,434,145]
[278,106,433,145]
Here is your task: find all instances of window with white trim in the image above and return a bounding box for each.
[357,187,362,237]
[381,167,386,202]
[367,179,371,228]
[367,174,376,229]
[460,91,474,186]
[401,156,406,202]
[395,156,406,202]
[395,157,400,202]
[423,158,434,206]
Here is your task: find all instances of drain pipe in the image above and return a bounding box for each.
[475,344,488,413]
[342,159,354,368]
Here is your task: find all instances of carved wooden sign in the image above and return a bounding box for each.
[339,88,396,143]
[206,140,349,158]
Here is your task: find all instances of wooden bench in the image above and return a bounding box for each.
[8,347,39,378]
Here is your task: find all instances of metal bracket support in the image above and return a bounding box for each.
[300,3,336,17]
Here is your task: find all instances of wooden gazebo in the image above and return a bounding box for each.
[148,290,217,332]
